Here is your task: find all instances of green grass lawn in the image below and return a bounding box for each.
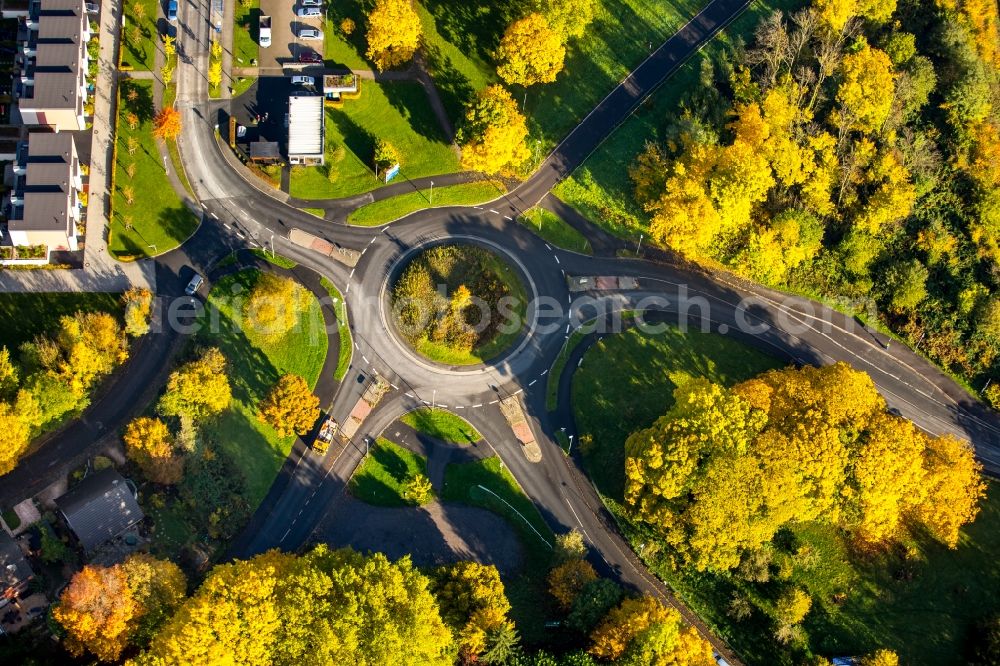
[400,408,481,444]
[198,269,327,503]
[233,0,260,68]
[553,0,803,241]
[120,0,159,71]
[520,208,592,254]
[250,248,296,269]
[110,80,197,259]
[289,81,460,201]
[322,3,369,70]
[349,438,432,506]
[347,181,502,226]
[0,292,122,353]
[320,277,352,381]
[573,323,783,500]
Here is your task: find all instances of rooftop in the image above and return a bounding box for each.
[288,94,323,157]
[0,531,31,597]
[55,468,144,552]
[20,71,82,110]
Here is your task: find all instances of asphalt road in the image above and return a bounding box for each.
[4,0,999,662]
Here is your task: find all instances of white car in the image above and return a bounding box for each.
[296,6,321,17]
[298,27,323,40]
[291,75,315,86]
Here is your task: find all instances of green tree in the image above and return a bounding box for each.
[374,138,401,171]
[553,529,588,564]
[0,346,19,398]
[257,374,320,438]
[567,579,624,633]
[881,258,929,312]
[483,623,520,664]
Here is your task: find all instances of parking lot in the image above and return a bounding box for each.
[257,0,324,71]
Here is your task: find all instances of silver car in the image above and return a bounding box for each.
[298,27,323,40]
[184,273,204,296]
[301,0,322,6]
[296,6,321,17]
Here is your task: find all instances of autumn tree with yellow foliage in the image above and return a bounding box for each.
[54,554,185,662]
[589,595,715,664]
[365,0,421,71]
[496,13,566,87]
[134,546,452,665]
[257,373,319,438]
[458,85,531,174]
[429,561,513,660]
[158,347,231,420]
[624,363,984,572]
[243,273,310,340]
[123,416,184,485]
[548,558,598,609]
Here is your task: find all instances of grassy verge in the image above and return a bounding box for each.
[400,408,481,444]
[349,438,432,506]
[289,80,459,200]
[573,323,783,499]
[553,0,803,241]
[197,269,327,502]
[233,0,259,69]
[519,208,592,254]
[320,277,352,381]
[545,327,588,411]
[111,80,197,259]
[250,248,296,269]
[120,0,159,71]
[348,182,502,226]
[166,138,193,198]
[0,292,121,352]
[302,207,325,217]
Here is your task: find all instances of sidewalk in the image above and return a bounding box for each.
[0,0,155,293]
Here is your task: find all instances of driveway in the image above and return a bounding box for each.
[258,0,322,70]
[313,496,524,575]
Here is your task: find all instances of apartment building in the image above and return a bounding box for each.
[6,131,83,253]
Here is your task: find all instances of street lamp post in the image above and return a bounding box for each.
[432,389,436,409]
[429,180,434,205]
[636,233,643,256]
[568,434,574,454]
[269,233,275,257]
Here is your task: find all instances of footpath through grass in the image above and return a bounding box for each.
[520,208,591,254]
[110,80,197,259]
[349,438,432,506]
[198,269,327,503]
[554,0,802,240]
[289,81,459,200]
[401,408,481,444]
[349,182,502,226]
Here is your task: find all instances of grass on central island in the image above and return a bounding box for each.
[289,80,460,201]
[346,181,502,226]
[401,407,481,444]
[110,80,197,259]
[571,321,1000,665]
[349,438,432,506]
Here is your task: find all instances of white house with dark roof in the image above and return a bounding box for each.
[5,131,82,254]
[16,0,90,131]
